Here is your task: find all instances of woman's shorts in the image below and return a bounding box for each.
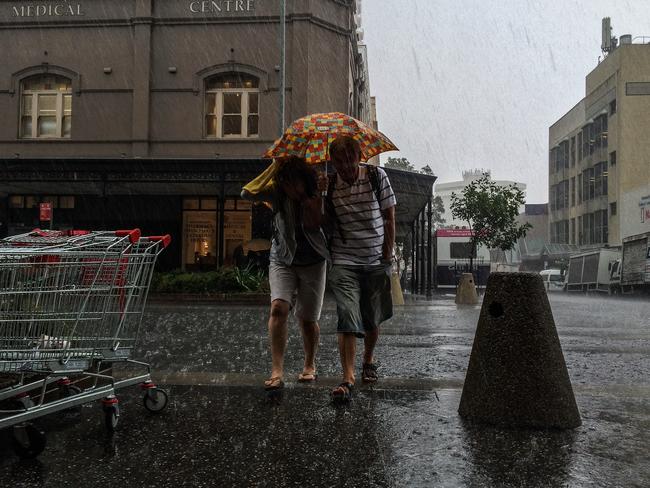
[269,260,327,322]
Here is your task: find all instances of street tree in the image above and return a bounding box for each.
[450,173,530,269]
[385,157,415,172]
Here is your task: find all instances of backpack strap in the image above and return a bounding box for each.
[325,173,345,244]
[364,164,383,207]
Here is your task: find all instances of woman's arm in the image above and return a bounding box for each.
[240,186,276,203]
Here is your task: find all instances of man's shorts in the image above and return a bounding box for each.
[269,260,327,322]
[328,263,393,337]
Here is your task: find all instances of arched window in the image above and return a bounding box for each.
[205,73,259,138]
[20,74,72,139]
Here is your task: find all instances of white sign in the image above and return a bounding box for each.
[189,0,255,14]
[11,3,84,17]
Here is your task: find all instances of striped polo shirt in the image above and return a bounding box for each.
[330,165,397,266]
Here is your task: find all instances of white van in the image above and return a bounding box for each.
[540,269,565,292]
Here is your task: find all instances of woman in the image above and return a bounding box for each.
[241,156,328,391]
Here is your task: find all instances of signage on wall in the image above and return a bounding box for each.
[189,0,255,14]
[10,3,84,17]
[39,202,52,222]
[640,195,650,224]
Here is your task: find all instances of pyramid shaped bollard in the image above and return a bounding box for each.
[455,273,478,305]
[458,272,581,429]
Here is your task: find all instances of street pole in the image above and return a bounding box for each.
[427,196,433,297]
[279,0,286,136]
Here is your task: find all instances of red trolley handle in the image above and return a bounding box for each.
[146,235,172,248]
[115,229,141,244]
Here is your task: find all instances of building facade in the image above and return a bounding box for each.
[0,0,384,269]
[434,169,527,229]
[548,38,650,248]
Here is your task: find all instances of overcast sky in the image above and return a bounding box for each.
[363,0,649,203]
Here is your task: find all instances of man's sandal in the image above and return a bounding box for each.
[361,363,379,383]
[331,382,354,403]
[297,372,318,383]
[264,376,284,391]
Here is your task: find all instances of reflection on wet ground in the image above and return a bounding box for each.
[1,293,649,487]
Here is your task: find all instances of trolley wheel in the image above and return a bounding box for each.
[143,387,169,413]
[60,385,83,415]
[12,423,46,459]
[103,404,120,432]
[61,384,82,397]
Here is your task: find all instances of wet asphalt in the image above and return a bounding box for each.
[1,292,649,487]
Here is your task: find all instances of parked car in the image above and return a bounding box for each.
[540,268,565,292]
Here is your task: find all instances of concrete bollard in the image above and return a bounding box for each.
[391,271,405,306]
[458,272,581,429]
[455,273,479,305]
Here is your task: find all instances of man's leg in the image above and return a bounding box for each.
[337,332,357,384]
[328,265,363,397]
[266,299,290,386]
[298,319,319,377]
[362,328,380,366]
[360,264,393,382]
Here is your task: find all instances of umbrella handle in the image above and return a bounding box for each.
[321,161,328,214]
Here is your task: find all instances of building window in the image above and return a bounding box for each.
[571,177,576,207]
[205,73,259,138]
[600,115,608,148]
[578,174,583,203]
[610,202,617,216]
[9,195,24,208]
[570,136,576,166]
[578,132,583,160]
[20,75,72,139]
[571,217,576,244]
[609,99,617,115]
[578,216,583,245]
[610,151,616,166]
[450,242,476,259]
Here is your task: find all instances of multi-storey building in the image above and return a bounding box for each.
[0,0,435,270]
[549,32,650,247]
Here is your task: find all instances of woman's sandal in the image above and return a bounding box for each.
[297,371,318,383]
[264,376,284,391]
[361,363,379,383]
[331,382,354,403]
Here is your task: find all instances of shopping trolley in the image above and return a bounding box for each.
[0,228,170,458]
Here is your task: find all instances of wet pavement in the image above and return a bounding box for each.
[1,293,650,487]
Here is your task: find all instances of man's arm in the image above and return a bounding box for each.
[382,205,396,262]
[302,196,323,230]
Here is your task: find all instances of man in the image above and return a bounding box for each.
[326,135,396,402]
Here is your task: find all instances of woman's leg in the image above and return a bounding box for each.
[295,261,327,379]
[266,299,290,386]
[266,262,297,387]
[298,319,320,377]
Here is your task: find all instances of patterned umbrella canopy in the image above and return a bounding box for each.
[263,112,398,164]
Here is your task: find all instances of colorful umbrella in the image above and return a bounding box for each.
[263,112,398,164]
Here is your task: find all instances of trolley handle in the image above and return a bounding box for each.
[115,229,141,244]
[146,235,172,248]
[31,228,91,237]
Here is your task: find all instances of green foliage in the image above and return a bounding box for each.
[450,173,531,252]
[233,265,269,293]
[151,267,269,294]
[385,157,416,172]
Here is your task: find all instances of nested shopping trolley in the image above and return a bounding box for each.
[0,228,170,458]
